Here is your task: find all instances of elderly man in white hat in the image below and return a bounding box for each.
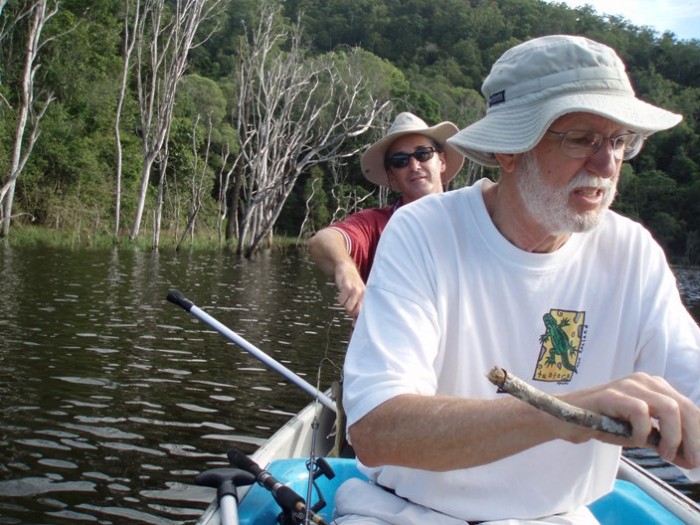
[335,35,700,524]
[308,112,463,320]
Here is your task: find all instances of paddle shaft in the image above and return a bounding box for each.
[167,290,336,412]
[195,468,254,525]
[219,494,239,525]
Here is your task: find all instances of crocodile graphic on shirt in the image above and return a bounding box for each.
[533,309,586,383]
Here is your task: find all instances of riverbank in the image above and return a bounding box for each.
[1,224,303,252]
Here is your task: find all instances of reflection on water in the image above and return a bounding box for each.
[0,246,349,524]
[0,246,698,524]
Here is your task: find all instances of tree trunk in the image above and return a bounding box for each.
[225,168,243,245]
[129,0,224,241]
[114,0,140,239]
[130,153,157,240]
[0,0,58,236]
[230,0,388,257]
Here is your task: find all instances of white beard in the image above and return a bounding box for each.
[516,152,617,234]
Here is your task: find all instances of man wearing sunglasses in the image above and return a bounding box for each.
[308,112,463,320]
[335,35,700,524]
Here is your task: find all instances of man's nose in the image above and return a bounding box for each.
[585,141,618,178]
[408,155,422,169]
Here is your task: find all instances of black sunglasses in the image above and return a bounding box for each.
[386,146,439,169]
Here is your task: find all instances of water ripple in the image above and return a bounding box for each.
[0,477,96,497]
[2,247,693,524]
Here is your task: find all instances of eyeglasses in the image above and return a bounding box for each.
[386,147,439,169]
[546,130,645,161]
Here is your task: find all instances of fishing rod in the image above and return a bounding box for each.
[228,448,331,525]
[166,290,336,412]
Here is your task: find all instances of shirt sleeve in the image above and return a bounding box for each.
[329,206,394,282]
[342,205,442,428]
[636,245,700,404]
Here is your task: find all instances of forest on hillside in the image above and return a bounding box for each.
[1,0,699,261]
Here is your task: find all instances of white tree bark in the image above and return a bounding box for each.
[129,0,223,241]
[215,141,236,248]
[114,0,140,238]
[0,0,58,236]
[233,0,389,257]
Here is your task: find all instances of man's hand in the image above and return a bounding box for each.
[335,260,365,320]
[559,373,700,469]
[308,228,366,321]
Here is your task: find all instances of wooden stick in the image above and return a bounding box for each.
[486,366,662,447]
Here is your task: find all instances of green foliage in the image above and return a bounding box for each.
[1,0,699,263]
[615,169,682,252]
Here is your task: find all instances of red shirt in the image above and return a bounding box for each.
[329,201,402,283]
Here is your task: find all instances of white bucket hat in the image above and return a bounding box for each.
[447,35,683,168]
[361,112,464,187]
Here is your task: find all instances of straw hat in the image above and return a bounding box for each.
[447,35,682,167]
[361,112,464,187]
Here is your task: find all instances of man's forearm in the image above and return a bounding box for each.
[349,394,560,471]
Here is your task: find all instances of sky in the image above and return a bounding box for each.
[552,0,700,41]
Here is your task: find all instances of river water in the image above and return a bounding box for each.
[0,245,699,524]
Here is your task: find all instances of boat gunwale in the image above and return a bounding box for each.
[196,397,700,525]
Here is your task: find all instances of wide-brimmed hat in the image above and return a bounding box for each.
[447,35,682,167]
[361,112,464,187]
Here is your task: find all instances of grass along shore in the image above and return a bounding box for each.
[1,224,303,252]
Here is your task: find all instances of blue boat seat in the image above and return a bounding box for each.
[238,458,685,525]
[589,479,684,525]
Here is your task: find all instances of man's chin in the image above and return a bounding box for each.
[566,207,608,233]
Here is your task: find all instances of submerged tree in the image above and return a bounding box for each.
[231,0,389,257]
[0,0,59,237]
[129,0,224,245]
[113,0,140,239]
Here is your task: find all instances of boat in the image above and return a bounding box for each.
[165,291,700,525]
[194,392,700,525]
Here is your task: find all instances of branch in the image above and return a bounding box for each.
[486,366,663,448]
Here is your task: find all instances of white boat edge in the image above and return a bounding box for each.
[196,394,700,525]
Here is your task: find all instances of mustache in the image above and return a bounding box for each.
[568,172,614,191]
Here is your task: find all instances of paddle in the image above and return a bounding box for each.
[195,467,255,525]
[166,289,336,412]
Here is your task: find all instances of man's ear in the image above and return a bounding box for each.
[438,151,449,183]
[385,168,397,191]
[494,153,521,174]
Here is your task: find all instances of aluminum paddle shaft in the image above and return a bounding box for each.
[166,290,336,412]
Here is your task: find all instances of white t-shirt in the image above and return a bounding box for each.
[342,178,700,522]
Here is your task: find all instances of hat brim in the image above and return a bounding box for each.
[361,122,464,186]
[447,93,683,168]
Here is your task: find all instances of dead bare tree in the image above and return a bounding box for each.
[0,0,8,49]
[215,141,238,248]
[114,0,140,239]
[129,0,223,242]
[232,0,389,258]
[175,114,212,250]
[297,174,322,242]
[0,0,59,237]
[323,159,376,224]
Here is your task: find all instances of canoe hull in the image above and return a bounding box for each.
[196,396,700,525]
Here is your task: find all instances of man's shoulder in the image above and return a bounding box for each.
[590,210,662,257]
[330,204,395,232]
[603,209,653,237]
[397,185,475,218]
